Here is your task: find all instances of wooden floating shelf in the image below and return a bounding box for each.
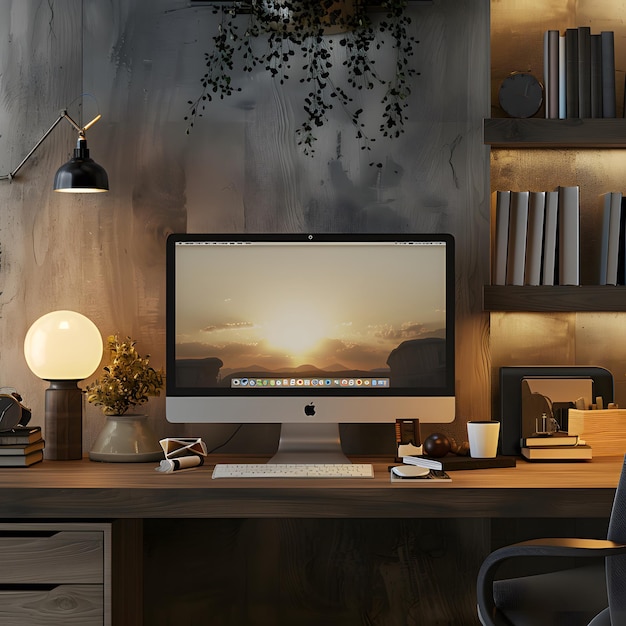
[484,118,626,148]
[483,285,626,312]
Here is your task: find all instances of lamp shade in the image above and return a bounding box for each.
[24,310,103,380]
[53,138,109,193]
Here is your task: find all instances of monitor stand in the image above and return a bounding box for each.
[268,423,351,464]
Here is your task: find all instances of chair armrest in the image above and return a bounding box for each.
[477,538,626,626]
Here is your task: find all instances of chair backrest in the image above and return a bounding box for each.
[606,454,626,622]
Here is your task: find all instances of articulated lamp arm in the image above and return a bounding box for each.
[0,110,108,192]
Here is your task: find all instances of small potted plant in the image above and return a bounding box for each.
[87,335,165,463]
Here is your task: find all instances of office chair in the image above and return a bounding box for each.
[477,455,626,626]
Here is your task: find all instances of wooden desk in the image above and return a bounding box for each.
[0,455,620,625]
[0,454,620,519]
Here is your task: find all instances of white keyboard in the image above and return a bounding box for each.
[212,463,374,479]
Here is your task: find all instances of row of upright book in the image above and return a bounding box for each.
[493,187,626,287]
[0,426,44,466]
[543,27,616,119]
[492,186,580,286]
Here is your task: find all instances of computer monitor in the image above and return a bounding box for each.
[166,233,456,463]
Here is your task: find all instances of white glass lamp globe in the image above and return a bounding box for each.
[24,310,103,380]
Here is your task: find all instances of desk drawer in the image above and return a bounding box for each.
[0,585,102,625]
[0,523,110,626]
[0,531,103,583]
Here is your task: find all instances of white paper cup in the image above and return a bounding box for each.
[467,420,500,458]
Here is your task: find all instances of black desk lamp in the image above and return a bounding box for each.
[1,109,109,193]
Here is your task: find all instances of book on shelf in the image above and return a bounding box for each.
[619,196,626,285]
[521,444,592,461]
[542,191,558,285]
[590,34,603,118]
[492,185,581,288]
[599,191,623,285]
[0,426,42,446]
[506,191,529,286]
[544,29,560,119]
[558,34,566,119]
[403,454,516,471]
[524,191,546,286]
[601,31,616,118]
[492,190,510,286]
[558,185,580,286]
[544,27,616,120]
[577,26,592,118]
[520,432,579,448]
[565,28,579,118]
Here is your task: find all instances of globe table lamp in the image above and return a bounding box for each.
[24,311,103,460]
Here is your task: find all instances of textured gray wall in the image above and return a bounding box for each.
[0,0,490,455]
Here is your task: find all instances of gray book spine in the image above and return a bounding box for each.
[601,31,616,118]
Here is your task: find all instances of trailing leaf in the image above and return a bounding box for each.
[185,0,419,158]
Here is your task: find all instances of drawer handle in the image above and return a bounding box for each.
[0,531,58,538]
[0,584,59,591]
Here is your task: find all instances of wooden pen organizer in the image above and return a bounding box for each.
[568,409,626,456]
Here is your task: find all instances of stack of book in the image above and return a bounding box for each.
[0,427,44,466]
[520,432,592,461]
[492,185,579,287]
[543,27,616,120]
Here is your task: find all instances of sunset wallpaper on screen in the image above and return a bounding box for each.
[174,242,447,386]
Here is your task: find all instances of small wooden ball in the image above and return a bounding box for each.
[423,433,451,458]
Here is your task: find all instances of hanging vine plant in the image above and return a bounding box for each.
[186,0,420,162]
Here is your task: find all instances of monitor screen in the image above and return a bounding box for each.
[166,233,455,461]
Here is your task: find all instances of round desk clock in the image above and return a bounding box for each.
[498,72,543,118]
[0,390,31,430]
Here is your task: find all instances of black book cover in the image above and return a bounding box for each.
[405,455,517,471]
[601,31,616,118]
[565,28,579,118]
[590,34,603,118]
[577,26,591,118]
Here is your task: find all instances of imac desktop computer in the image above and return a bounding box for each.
[166,233,455,471]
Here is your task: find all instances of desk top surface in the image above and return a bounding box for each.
[0,454,621,520]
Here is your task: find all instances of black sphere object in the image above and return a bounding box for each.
[423,433,451,458]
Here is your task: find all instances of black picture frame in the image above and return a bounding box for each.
[498,366,614,456]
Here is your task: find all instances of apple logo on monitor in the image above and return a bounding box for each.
[304,403,316,417]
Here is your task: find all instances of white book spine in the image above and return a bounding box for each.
[542,191,559,285]
[524,191,546,285]
[492,191,511,285]
[506,191,530,286]
[558,185,580,285]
